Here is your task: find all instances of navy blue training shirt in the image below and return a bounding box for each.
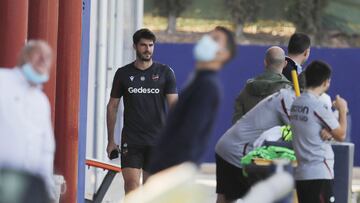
[148,69,222,173]
[110,62,177,146]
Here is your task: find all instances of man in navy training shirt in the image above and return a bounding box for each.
[148,26,237,174]
[106,28,178,194]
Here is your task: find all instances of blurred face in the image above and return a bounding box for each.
[325,78,331,91]
[26,43,52,76]
[209,29,231,64]
[134,38,154,61]
[321,78,331,94]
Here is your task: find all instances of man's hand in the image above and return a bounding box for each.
[321,129,333,141]
[106,97,120,158]
[106,141,118,158]
[333,95,348,113]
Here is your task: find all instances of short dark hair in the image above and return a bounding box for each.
[305,60,332,88]
[133,28,156,45]
[288,33,311,55]
[215,26,236,60]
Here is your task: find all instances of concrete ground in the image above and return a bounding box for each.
[84,165,217,202]
[85,164,360,203]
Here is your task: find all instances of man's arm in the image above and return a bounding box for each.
[164,67,178,109]
[329,95,348,141]
[319,95,348,142]
[106,97,120,156]
[166,93,178,109]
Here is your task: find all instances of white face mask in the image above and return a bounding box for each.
[193,35,220,62]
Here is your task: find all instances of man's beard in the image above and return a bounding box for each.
[136,51,152,61]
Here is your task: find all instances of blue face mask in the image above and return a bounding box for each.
[21,63,49,85]
[193,35,220,62]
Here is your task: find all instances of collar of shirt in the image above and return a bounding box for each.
[286,56,303,74]
[295,62,303,74]
[14,67,43,89]
[304,91,320,99]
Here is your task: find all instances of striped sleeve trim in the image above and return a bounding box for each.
[281,99,290,119]
[314,111,332,131]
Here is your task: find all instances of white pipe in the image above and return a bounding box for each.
[86,0,99,160]
[122,1,135,64]
[94,0,108,162]
[114,0,124,68]
[86,0,99,195]
[135,0,144,30]
[106,0,115,89]
[112,0,125,148]
[93,0,109,191]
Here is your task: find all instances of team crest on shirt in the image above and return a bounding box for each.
[129,76,134,82]
[141,76,145,81]
[152,74,159,81]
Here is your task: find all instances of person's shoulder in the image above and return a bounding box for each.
[117,63,133,72]
[312,97,329,110]
[279,88,294,97]
[0,68,18,84]
[153,62,173,72]
[0,68,14,77]
[294,93,316,107]
[113,63,134,77]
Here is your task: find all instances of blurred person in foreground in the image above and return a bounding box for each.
[148,26,237,174]
[282,33,311,82]
[0,40,55,202]
[232,46,291,123]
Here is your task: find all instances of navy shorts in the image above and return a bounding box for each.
[121,143,152,171]
[215,153,252,201]
[296,179,335,203]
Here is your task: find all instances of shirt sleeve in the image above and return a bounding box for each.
[110,69,124,98]
[314,104,340,131]
[164,67,178,94]
[279,91,295,124]
[42,101,56,199]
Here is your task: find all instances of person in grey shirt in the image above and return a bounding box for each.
[290,60,348,203]
[215,87,296,203]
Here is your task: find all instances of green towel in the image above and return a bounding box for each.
[241,146,296,166]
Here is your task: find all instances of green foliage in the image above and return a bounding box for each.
[323,0,360,34]
[145,0,360,35]
[287,0,329,34]
[153,0,192,17]
[224,0,262,25]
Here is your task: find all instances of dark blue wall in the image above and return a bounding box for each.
[153,43,360,166]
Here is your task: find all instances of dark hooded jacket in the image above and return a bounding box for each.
[232,70,291,123]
